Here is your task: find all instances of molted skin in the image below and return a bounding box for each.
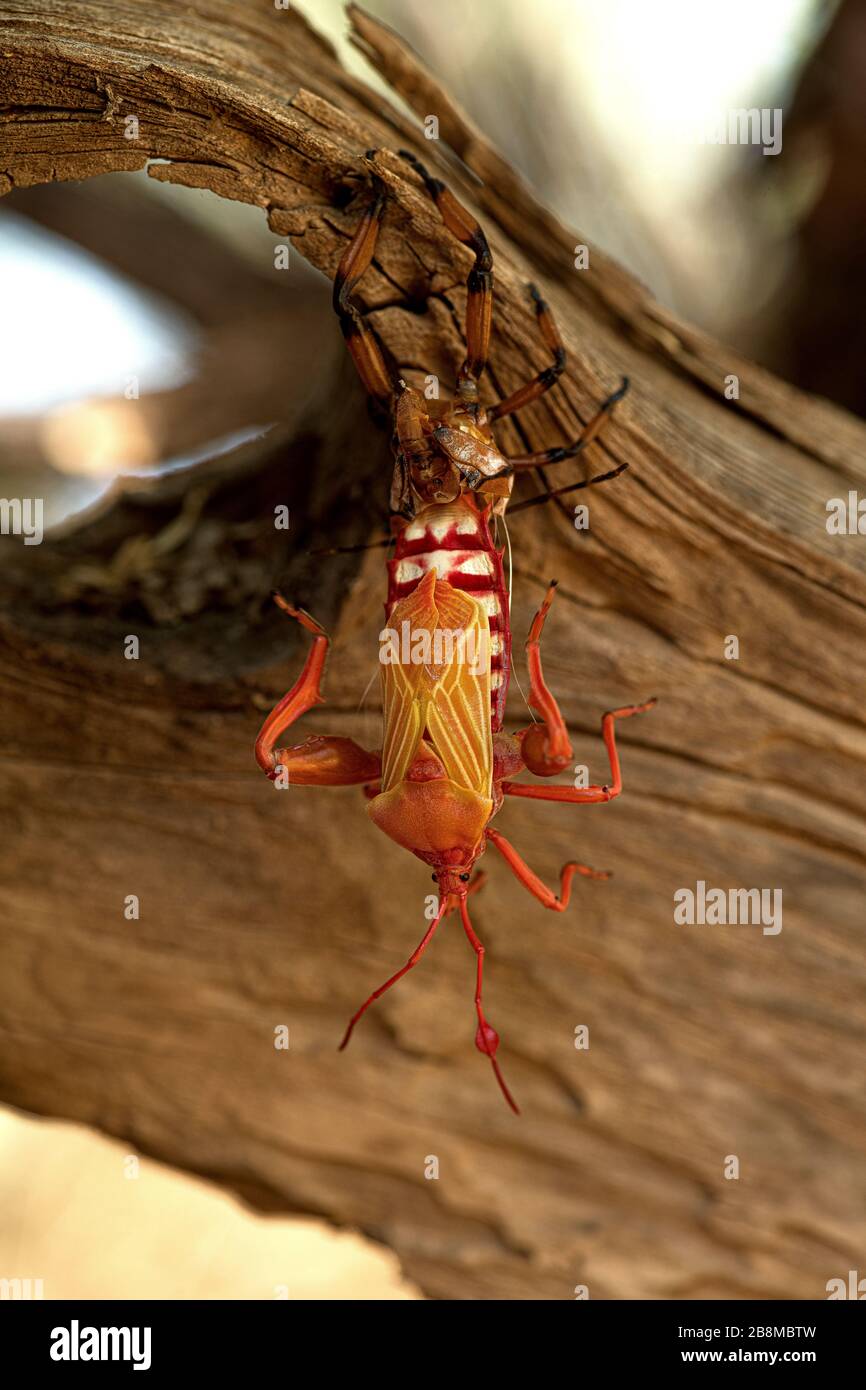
[390,388,513,516]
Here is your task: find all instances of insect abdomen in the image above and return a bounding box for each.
[386,497,511,730]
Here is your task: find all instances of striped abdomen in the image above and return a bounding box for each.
[386,496,511,731]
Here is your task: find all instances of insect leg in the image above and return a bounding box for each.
[338,899,448,1050]
[398,149,493,391]
[486,826,609,910]
[505,377,630,472]
[517,580,573,775]
[488,283,566,421]
[504,699,657,803]
[458,897,519,1114]
[255,593,380,784]
[502,378,629,514]
[333,169,394,407]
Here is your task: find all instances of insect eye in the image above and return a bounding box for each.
[459,873,470,882]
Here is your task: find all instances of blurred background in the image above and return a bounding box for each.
[0,0,860,1299]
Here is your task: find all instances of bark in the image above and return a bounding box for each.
[1,0,865,1300]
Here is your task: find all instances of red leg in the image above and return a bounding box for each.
[518,580,573,776]
[459,897,519,1115]
[505,699,657,804]
[255,594,380,784]
[510,580,655,791]
[339,899,447,1050]
[486,826,608,910]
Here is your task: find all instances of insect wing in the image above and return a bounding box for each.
[380,570,492,796]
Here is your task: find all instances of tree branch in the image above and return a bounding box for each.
[1,0,865,1301]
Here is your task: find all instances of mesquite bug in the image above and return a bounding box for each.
[256,151,655,1111]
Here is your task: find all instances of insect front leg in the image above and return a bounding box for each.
[486,826,609,911]
[255,594,380,785]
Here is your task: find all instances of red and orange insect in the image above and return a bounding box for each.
[255,151,654,1112]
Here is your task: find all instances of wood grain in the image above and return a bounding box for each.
[1,0,865,1300]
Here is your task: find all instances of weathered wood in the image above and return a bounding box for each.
[1,0,865,1300]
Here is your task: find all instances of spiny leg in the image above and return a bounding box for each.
[398,149,493,394]
[339,899,447,1051]
[458,897,519,1115]
[333,164,393,407]
[486,827,609,911]
[488,283,565,422]
[505,699,657,803]
[255,594,380,784]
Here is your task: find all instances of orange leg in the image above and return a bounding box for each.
[486,826,609,910]
[505,379,630,515]
[505,700,656,804]
[509,580,655,794]
[517,580,573,777]
[255,594,380,785]
[398,149,493,393]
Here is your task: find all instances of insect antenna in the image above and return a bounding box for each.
[508,461,628,513]
[338,898,448,1052]
[355,665,380,714]
[308,536,393,557]
[459,896,520,1114]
